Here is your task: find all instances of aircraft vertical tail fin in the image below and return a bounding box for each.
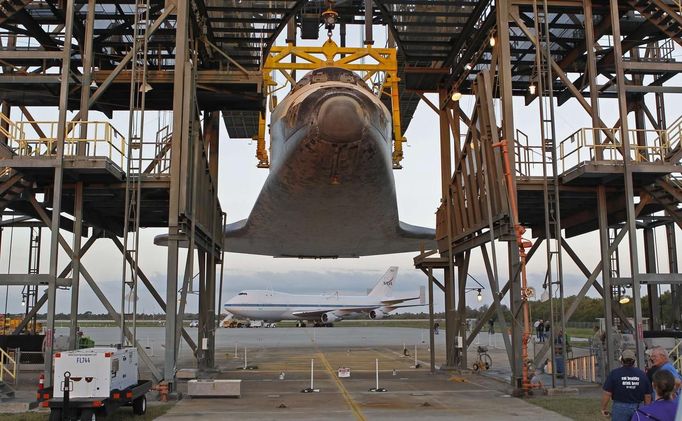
[368,267,398,297]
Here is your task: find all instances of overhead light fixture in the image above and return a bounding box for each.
[464,63,473,71]
[90,80,98,89]
[489,36,496,47]
[451,91,462,101]
[619,295,631,304]
[477,289,483,302]
[528,84,536,95]
[140,82,153,93]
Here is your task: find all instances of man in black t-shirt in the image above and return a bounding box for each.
[600,349,652,420]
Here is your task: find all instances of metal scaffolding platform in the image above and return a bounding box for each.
[0,0,679,396]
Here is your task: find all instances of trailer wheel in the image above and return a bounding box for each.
[49,409,62,421]
[79,409,97,421]
[133,394,147,415]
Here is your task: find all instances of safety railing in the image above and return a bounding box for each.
[0,112,26,145]
[559,127,671,174]
[0,113,176,177]
[623,38,677,62]
[137,125,172,176]
[666,115,682,157]
[5,118,126,168]
[0,347,18,383]
[565,354,598,383]
[514,129,546,178]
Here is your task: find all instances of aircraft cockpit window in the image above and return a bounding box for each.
[238,292,247,296]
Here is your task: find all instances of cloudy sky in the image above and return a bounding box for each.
[0,23,679,318]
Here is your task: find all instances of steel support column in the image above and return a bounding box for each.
[644,228,661,330]
[165,0,190,387]
[609,0,646,368]
[666,223,680,328]
[428,267,436,373]
[598,185,616,374]
[68,182,83,349]
[45,0,74,387]
[444,266,456,367]
[498,0,522,389]
[456,252,469,370]
[197,249,208,370]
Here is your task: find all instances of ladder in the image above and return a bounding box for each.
[533,0,566,388]
[120,0,150,347]
[21,226,41,334]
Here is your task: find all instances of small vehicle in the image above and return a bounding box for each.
[189,320,198,327]
[472,346,492,372]
[40,347,151,420]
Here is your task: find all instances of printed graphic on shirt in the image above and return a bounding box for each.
[620,376,641,389]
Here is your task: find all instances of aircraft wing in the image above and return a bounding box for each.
[291,307,378,319]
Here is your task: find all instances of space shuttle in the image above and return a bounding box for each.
[222,67,436,258]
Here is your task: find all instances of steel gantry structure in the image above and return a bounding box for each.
[0,0,680,393]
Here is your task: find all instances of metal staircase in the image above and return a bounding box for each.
[643,115,682,228]
[625,0,682,46]
[0,171,31,210]
[645,176,682,228]
[0,381,15,401]
[0,0,34,25]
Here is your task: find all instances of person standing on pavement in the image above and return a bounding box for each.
[601,349,652,420]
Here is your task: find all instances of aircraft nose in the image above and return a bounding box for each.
[316,95,365,143]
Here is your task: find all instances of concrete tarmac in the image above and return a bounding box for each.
[149,327,568,420]
[41,326,575,420]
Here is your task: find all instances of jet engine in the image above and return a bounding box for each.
[369,309,386,320]
[321,312,342,323]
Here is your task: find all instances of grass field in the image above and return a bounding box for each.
[528,396,601,420]
[565,327,595,339]
[0,404,172,421]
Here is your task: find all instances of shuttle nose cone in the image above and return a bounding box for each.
[316,95,365,143]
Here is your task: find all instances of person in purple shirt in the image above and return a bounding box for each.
[602,349,652,420]
[631,369,678,421]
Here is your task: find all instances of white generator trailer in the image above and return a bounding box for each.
[45,347,151,420]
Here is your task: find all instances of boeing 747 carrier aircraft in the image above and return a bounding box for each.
[223,267,424,326]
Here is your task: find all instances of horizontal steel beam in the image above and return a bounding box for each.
[0,274,71,286]
[0,51,63,59]
[613,274,682,285]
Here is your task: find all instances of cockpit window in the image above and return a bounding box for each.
[238,292,247,296]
